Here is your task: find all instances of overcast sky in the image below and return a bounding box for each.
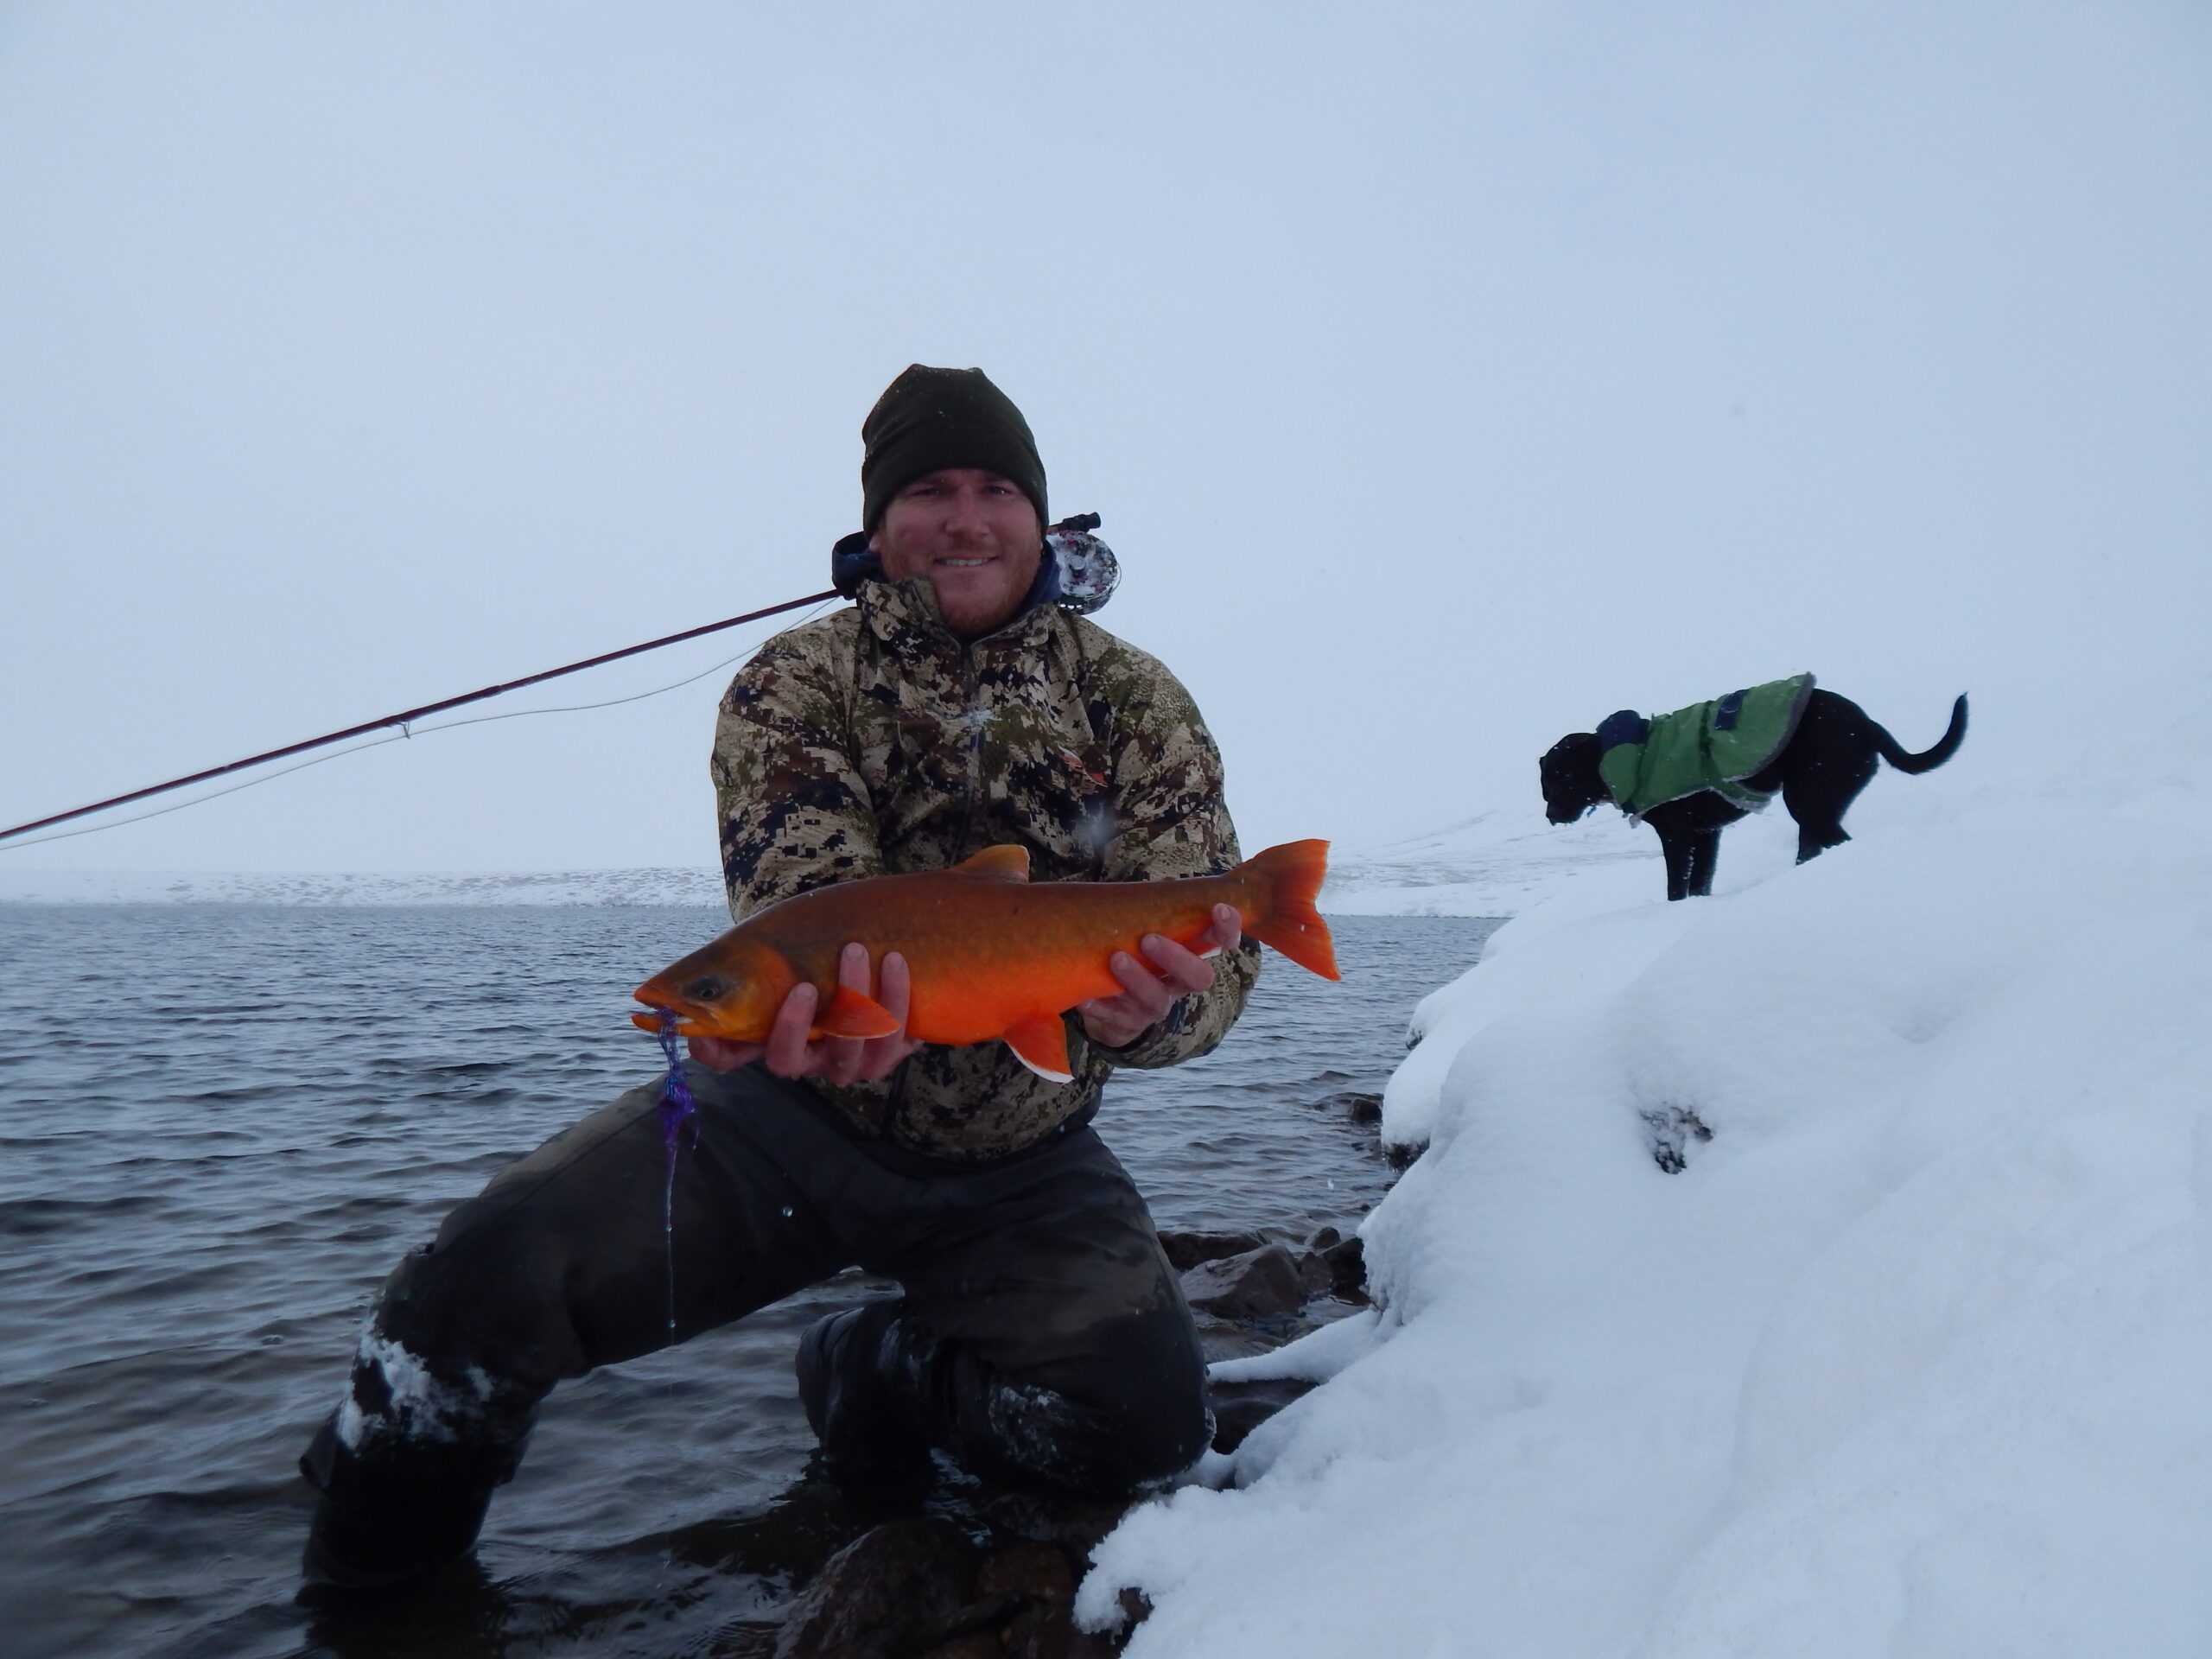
[2,1,2206,873]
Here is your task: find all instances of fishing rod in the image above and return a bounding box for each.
[0,588,838,846]
[1,513,1121,849]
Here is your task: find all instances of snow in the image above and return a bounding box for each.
[1081,668,2212,1656]
[3,813,1624,912]
[0,811,1626,912]
[1322,810,1656,918]
[0,867,724,905]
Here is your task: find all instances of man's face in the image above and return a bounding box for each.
[869,467,1043,639]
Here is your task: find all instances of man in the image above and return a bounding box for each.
[297,365,1259,1588]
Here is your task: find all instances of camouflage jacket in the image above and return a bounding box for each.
[711,575,1261,1161]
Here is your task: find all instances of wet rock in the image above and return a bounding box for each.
[1382,1137,1424,1169]
[1307,1225,1341,1250]
[775,1516,979,1659]
[974,1490,1128,1558]
[976,1542,1072,1658]
[1319,1235,1366,1298]
[1208,1376,1318,1452]
[1179,1243,1306,1320]
[1294,1249,1334,1298]
[903,1539,1125,1659]
[1328,1090,1383,1123]
[1155,1228,1264,1272]
[979,1540,1077,1606]
[1191,1313,1281,1364]
[918,1637,1002,1659]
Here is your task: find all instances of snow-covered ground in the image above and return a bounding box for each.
[0,817,1638,912]
[0,866,726,906]
[1081,670,2212,1656]
[1322,809,1657,918]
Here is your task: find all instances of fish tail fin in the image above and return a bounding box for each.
[1241,839,1340,981]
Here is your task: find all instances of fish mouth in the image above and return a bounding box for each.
[631,1005,709,1037]
[630,978,728,1039]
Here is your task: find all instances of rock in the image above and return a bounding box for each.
[1294,1250,1334,1298]
[891,1539,1124,1659]
[1307,1225,1341,1251]
[775,1516,979,1659]
[1155,1228,1264,1273]
[1208,1376,1318,1452]
[1190,1314,1281,1363]
[975,1541,1074,1659]
[919,1637,1003,1659]
[1325,1090,1383,1123]
[1179,1243,1306,1320]
[974,1490,1128,1558]
[1319,1234,1366,1298]
[978,1540,1076,1608]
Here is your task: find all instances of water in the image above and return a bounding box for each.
[0,906,1497,1658]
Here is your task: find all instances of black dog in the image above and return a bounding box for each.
[1541,685,1967,900]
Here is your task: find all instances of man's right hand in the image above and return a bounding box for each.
[687,944,923,1085]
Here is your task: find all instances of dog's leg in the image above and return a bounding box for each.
[1777,692,1879,863]
[1793,817,1852,862]
[1656,823,1694,901]
[1783,753,1873,861]
[1648,798,1744,899]
[1683,829,1722,896]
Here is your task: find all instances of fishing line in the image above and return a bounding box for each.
[650,1008,701,1344]
[645,1004,708,1597]
[8,516,1113,849]
[0,585,842,845]
[0,733,414,850]
[0,599,836,853]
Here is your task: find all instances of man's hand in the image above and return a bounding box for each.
[1077,903,1242,1051]
[687,944,924,1084]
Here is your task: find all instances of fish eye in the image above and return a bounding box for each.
[683,976,731,1001]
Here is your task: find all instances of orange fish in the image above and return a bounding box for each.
[631,840,1338,1082]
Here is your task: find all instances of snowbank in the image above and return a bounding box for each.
[1083,672,2212,1656]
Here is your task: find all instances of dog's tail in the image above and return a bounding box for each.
[1875,694,1968,775]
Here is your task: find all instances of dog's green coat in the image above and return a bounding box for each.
[1599,674,1816,818]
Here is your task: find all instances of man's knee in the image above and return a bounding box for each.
[376,1088,673,1383]
[950,1296,1209,1496]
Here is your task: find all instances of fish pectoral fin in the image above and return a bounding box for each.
[813,985,903,1040]
[1002,1015,1075,1084]
[953,844,1031,882]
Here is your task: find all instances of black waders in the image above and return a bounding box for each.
[299,1061,1208,1586]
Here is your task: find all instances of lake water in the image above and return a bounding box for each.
[0,906,1496,1658]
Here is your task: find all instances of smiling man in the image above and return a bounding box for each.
[298,365,1259,1588]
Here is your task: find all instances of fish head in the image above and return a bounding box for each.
[631,932,798,1040]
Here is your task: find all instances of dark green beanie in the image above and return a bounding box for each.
[861,365,1048,532]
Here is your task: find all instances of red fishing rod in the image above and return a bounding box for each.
[0,588,839,846]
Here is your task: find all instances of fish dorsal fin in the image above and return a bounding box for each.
[1001,1015,1074,1084]
[955,845,1031,882]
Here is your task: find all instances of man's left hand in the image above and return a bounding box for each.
[1077,903,1242,1050]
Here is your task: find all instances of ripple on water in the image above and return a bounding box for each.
[0,903,1497,1657]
